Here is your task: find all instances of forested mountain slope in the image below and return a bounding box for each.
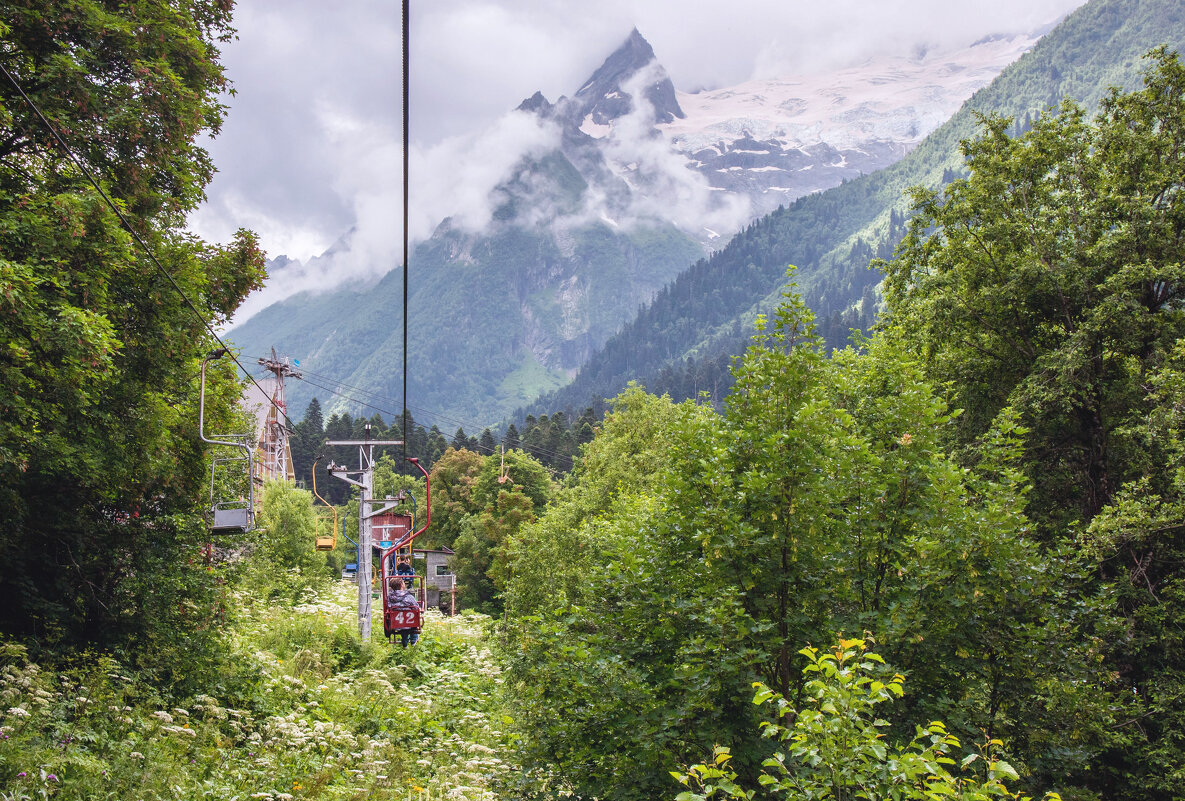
[528,0,1185,417]
[229,25,1044,429]
[228,32,707,426]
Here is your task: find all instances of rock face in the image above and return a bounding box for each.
[512,28,1043,238]
[233,31,707,424]
[393,31,709,393]
[571,28,685,126]
[659,32,1042,218]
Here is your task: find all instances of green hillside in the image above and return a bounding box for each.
[229,175,702,426]
[532,0,1185,417]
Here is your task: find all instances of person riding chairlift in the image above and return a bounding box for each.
[396,554,415,588]
[387,578,419,647]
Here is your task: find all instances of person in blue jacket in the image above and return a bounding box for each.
[395,554,416,588]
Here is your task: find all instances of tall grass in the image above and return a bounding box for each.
[0,582,517,800]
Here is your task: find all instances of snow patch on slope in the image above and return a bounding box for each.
[661,32,1038,155]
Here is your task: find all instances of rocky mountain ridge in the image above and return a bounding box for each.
[670,32,1043,219]
[529,0,1185,421]
[232,24,1053,426]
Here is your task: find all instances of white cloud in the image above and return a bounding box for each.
[223,107,563,326]
[584,63,751,238]
[411,111,563,240]
[193,0,1089,316]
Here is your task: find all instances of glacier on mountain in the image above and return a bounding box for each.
[653,31,1040,217]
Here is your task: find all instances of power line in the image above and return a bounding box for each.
[291,367,398,405]
[294,375,399,419]
[1,61,293,429]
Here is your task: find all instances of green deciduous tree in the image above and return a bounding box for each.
[689,285,1056,755]
[674,640,1051,801]
[1074,336,1185,797]
[503,388,742,801]
[427,447,487,550]
[882,49,1185,798]
[0,0,265,669]
[504,282,1059,800]
[450,449,552,613]
[504,385,685,620]
[255,480,320,579]
[883,48,1185,530]
[452,487,534,612]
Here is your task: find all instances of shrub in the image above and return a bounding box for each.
[673,639,1061,801]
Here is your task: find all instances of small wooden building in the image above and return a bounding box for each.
[414,546,455,613]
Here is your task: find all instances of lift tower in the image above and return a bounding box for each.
[326,425,403,640]
[255,349,300,486]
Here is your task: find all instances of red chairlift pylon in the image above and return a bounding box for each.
[254,347,300,487]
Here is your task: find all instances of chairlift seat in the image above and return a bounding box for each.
[384,607,422,635]
[211,506,251,532]
[315,536,336,551]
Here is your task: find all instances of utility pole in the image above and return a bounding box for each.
[255,348,301,486]
[326,424,403,640]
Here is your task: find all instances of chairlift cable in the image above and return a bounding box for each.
[401,0,411,461]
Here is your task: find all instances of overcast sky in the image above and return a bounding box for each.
[189,0,1088,268]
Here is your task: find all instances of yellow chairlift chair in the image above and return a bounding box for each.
[311,455,338,551]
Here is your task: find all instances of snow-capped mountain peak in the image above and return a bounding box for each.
[571,28,684,126]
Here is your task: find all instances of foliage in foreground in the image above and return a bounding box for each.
[883,48,1185,798]
[0,582,518,800]
[674,640,1058,801]
[0,0,266,666]
[501,287,1069,801]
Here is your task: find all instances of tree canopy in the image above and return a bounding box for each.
[883,48,1185,798]
[0,0,265,671]
[884,47,1185,529]
[501,281,1058,800]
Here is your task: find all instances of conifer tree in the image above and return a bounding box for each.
[504,424,521,451]
[291,398,324,487]
[426,426,448,466]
